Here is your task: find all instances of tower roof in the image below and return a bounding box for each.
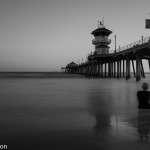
[66,62,78,68]
[91,27,112,36]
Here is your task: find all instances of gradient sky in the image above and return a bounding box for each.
[0,0,150,72]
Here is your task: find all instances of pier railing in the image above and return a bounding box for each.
[88,35,150,59]
[116,36,150,52]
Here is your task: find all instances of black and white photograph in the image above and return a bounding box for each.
[0,0,150,149]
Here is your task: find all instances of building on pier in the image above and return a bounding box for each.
[91,23,112,54]
[65,62,78,73]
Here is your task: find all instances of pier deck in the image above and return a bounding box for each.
[66,36,150,82]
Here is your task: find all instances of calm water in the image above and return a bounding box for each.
[0,73,150,150]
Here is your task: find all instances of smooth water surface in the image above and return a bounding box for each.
[0,74,150,149]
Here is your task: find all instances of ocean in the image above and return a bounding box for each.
[0,72,150,150]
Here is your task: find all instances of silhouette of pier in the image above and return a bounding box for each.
[65,23,150,82]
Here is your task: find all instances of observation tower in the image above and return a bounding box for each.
[91,21,112,54]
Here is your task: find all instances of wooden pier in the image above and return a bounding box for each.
[66,36,150,82]
[65,23,150,82]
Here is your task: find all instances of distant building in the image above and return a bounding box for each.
[66,62,78,73]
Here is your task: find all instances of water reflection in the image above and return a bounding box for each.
[88,90,113,139]
[138,109,150,141]
[87,81,144,144]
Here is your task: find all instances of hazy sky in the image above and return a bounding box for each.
[0,0,150,72]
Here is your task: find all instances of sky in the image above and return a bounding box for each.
[0,0,150,72]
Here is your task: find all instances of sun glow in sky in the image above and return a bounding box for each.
[0,0,150,72]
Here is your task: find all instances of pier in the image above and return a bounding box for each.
[65,23,150,82]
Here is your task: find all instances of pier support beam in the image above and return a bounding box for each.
[89,63,94,77]
[140,60,145,78]
[97,62,100,77]
[114,61,116,78]
[117,60,120,78]
[108,62,110,77]
[94,63,98,77]
[132,60,136,77]
[119,60,122,78]
[111,62,114,77]
[148,59,150,70]
[105,63,107,77]
[123,59,125,77]
[89,64,92,76]
[136,55,141,82]
[110,62,112,77]
[100,64,103,77]
[109,62,112,77]
[126,56,130,80]
[95,63,98,77]
[85,64,89,78]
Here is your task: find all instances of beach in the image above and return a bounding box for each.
[0,72,150,150]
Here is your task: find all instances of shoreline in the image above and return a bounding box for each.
[0,72,85,78]
[0,72,150,79]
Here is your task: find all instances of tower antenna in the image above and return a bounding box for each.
[103,17,104,26]
[98,20,100,28]
[99,17,105,28]
[102,17,105,28]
